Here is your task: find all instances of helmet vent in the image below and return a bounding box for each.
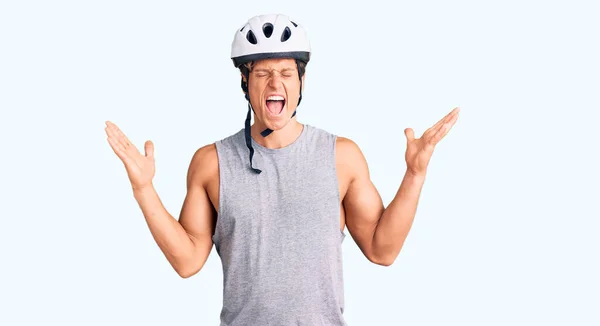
[291,21,298,27]
[246,30,257,44]
[281,26,291,42]
[262,23,274,38]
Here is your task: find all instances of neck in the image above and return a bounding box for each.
[250,119,304,149]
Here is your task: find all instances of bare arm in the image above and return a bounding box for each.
[339,137,423,266]
[340,108,459,266]
[369,171,425,266]
[133,144,217,278]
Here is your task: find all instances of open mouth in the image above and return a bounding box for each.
[266,95,286,115]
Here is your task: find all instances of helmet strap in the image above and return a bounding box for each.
[244,101,262,174]
[241,60,305,173]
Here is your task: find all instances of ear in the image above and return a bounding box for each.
[301,74,306,92]
[240,73,248,95]
[240,74,250,101]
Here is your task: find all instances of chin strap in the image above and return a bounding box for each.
[242,60,304,173]
[244,101,262,174]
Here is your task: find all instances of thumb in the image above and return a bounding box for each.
[144,140,154,158]
[404,128,415,141]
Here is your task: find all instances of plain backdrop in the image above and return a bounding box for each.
[1,0,599,325]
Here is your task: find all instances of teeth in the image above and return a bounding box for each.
[267,96,284,101]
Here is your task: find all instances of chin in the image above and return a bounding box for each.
[262,118,287,131]
[262,119,297,134]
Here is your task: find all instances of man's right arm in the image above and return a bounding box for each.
[133,144,218,278]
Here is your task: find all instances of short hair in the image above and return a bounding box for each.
[239,60,307,80]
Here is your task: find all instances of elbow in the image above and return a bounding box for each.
[378,260,395,267]
[175,265,201,278]
[178,271,195,279]
[368,250,399,267]
[370,256,395,267]
[170,243,211,278]
[170,257,202,278]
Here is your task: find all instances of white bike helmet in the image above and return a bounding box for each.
[231,14,311,174]
[231,14,311,68]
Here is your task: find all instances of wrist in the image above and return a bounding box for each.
[405,170,427,182]
[132,183,155,197]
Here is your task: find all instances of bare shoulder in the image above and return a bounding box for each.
[335,136,370,200]
[336,136,362,158]
[187,143,219,187]
[335,136,369,175]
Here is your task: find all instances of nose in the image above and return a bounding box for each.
[267,73,283,88]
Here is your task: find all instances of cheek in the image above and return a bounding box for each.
[284,80,301,95]
[248,82,265,100]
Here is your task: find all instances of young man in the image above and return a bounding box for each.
[105,14,459,326]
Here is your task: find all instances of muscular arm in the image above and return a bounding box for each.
[133,144,217,278]
[339,137,425,266]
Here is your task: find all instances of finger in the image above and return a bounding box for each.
[107,135,135,167]
[430,113,459,144]
[424,107,460,137]
[114,126,133,149]
[106,122,138,155]
[105,125,139,162]
[404,128,415,141]
[105,126,130,152]
[434,107,459,128]
[106,134,124,157]
[105,121,124,139]
[427,124,447,147]
[144,140,154,158]
[105,121,129,145]
[423,118,448,140]
[430,108,456,128]
[105,122,127,144]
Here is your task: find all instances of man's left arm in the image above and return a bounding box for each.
[342,107,460,266]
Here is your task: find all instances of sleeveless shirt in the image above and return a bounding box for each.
[212,124,348,326]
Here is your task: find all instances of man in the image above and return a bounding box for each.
[105,13,459,326]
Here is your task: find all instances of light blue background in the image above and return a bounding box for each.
[1,0,598,325]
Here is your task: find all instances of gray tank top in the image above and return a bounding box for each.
[212,124,347,326]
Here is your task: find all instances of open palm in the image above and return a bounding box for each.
[404,107,460,177]
[105,121,155,190]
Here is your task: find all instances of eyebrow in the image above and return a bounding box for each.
[254,67,296,72]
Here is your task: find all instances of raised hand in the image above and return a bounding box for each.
[403,107,460,177]
[105,121,156,190]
